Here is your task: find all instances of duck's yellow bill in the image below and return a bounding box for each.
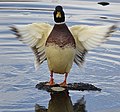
[56,11,61,18]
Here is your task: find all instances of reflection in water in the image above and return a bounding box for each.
[35,90,86,112]
[0,1,120,112]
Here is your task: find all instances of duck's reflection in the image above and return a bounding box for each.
[35,89,86,112]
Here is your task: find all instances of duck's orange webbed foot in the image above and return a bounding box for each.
[59,73,68,87]
[46,71,55,86]
[59,81,67,87]
[46,78,55,86]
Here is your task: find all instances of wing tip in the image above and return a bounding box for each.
[109,24,118,33]
[105,24,118,38]
[34,61,40,71]
[9,25,21,38]
[74,49,87,67]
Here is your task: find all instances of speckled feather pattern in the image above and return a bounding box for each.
[46,23,76,48]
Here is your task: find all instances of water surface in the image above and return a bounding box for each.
[0,1,120,112]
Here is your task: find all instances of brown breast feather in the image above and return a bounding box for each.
[45,23,76,48]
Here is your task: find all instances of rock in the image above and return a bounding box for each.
[36,82,101,92]
[98,2,110,6]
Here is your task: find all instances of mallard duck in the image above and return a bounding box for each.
[48,90,74,112]
[10,5,117,86]
[35,90,86,112]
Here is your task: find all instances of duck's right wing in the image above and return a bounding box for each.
[70,24,117,67]
[10,23,53,70]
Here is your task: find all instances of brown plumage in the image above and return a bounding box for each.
[46,23,76,48]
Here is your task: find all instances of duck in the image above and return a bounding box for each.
[35,90,86,112]
[10,5,117,86]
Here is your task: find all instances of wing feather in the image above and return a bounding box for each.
[10,23,52,70]
[70,24,117,67]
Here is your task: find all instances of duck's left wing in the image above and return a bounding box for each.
[10,23,53,70]
[70,24,117,67]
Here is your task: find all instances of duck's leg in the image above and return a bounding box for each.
[49,71,54,85]
[46,71,55,85]
[59,73,68,87]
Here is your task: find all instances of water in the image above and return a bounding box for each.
[0,1,120,112]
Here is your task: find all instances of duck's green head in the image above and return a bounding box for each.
[54,5,65,23]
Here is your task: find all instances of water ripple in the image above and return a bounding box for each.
[0,1,120,112]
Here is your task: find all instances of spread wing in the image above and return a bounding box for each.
[10,23,53,70]
[70,24,117,67]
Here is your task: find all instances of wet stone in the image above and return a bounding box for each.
[98,2,110,6]
[36,82,101,92]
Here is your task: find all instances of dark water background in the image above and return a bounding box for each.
[0,0,120,112]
